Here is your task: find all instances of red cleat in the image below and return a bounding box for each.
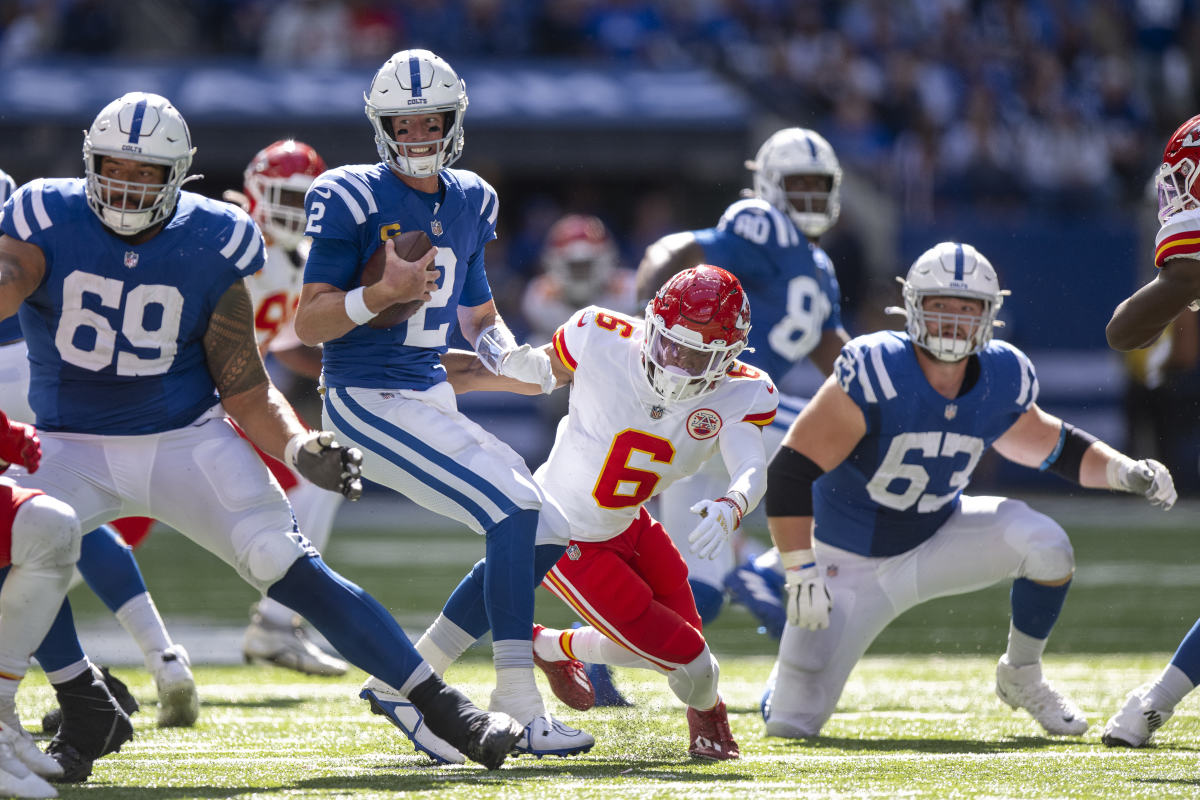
[687,699,740,760]
[532,625,595,711]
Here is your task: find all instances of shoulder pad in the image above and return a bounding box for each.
[833,332,905,406]
[716,198,801,248]
[983,340,1039,410]
[307,166,380,226]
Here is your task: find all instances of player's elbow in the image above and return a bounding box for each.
[292,310,325,348]
[1104,315,1153,352]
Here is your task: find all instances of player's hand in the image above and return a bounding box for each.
[687,498,742,560]
[1109,456,1176,510]
[0,410,41,474]
[286,431,364,501]
[784,553,831,630]
[500,344,556,394]
[381,241,439,304]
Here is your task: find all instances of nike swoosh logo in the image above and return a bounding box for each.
[312,186,333,198]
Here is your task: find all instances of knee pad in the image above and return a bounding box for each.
[242,525,310,589]
[667,645,719,710]
[11,494,81,570]
[1016,519,1074,582]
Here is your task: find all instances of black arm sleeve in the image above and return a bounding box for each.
[765,445,825,517]
[1039,422,1099,484]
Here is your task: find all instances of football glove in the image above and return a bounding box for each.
[783,549,831,630]
[0,409,40,473]
[286,431,364,501]
[500,344,557,394]
[688,497,742,560]
[1107,456,1176,510]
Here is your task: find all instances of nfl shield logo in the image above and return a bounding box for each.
[649,405,665,419]
[124,251,139,269]
[566,543,582,561]
[944,403,957,420]
[431,220,443,236]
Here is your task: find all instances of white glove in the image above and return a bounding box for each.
[782,549,831,629]
[286,431,364,501]
[1107,456,1177,510]
[687,498,741,560]
[500,344,556,394]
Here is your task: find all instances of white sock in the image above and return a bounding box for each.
[1147,664,1195,711]
[255,596,297,628]
[1004,623,1048,667]
[417,613,475,672]
[43,658,90,686]
[560,627,658,671]
[415,636,454,677]
[114,592,173,658]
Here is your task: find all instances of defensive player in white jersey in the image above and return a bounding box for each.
[292,49,591,759]
[761,242,1176,739]
[227,139,349,677]
[1104,113,1200,747]
[0,410,80,799]
[0,91,523,778]
[406,266,777,761]
[636,128,849,633]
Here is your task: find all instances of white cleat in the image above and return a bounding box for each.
[511,714,594,758]
[0,734,56,799]
[242,613,349,677]
[995,656,1088,736]
[359,676,465,765]
[1102,683,1172,747]
[147,644,199,728]
[0,720,62,780]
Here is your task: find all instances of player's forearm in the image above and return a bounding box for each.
[1107,273,1196,351]
[441,349,543,395]
[294,286,358,346]
[1079,440,1133,490]
[767,515,815,553]
[221,382,307,461]
[719,423,767,512]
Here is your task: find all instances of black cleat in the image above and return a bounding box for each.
[463,712,523,771]
[45,669,134,783]
[43,666,139,735]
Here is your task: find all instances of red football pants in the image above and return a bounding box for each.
[0,483,42,567]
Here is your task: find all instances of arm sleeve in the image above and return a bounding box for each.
[719,420,768,513]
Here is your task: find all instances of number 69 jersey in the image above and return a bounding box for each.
[1,178,264,434]
[815,330,1038,557]
[537,306,778,543]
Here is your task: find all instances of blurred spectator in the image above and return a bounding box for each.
[0,0,55,66]
[57,0,117,55]
[260,0,351,67]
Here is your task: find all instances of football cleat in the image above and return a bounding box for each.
[511,713,595,758]
[242,610,349,677]
[45,671,134,783]
[1102,683,1172,747]
[687,700,740,760]
[359,676,465,765]
[724,558,786,639]
[995,656,1088,736]
[42,666,139,736]
[147,645,199,727]
[461,712,523,771]
[0,732,56,799]
[586,662,632,707]
[532,625,594,711]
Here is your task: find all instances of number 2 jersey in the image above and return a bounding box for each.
[694,197,842,380]
[1,178,265,434]
[817,331,1038,557]
[539,306,778,542]
[302,164,496,390]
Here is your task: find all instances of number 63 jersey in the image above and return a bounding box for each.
[538,306,778,543]
[816,331,1039,557]
[1,179,264,434]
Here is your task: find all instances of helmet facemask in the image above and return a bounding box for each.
[748,128,842,238]
[1157,156,1200,224]
[643,314,745,403]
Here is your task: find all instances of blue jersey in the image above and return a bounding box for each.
[815,331,1038,557]
[302,164,497,390]
[0,168,19,343]
[693,198,842,382]
[0,179,265,434]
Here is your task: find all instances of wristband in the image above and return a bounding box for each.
[716,496,744,529]
[780,548,816,571]
[344,286,377,326]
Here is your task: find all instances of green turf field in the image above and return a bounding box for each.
[37,495,1200,798]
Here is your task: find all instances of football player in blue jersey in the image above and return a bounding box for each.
[0,92,523,780]
[760,242,1176,739]
[1102,114,1200,747]
[292,49,593,760]
[635,128,850,635]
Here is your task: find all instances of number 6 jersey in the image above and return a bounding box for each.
[818,330,1038,557]
[1,179,264,434]
[539,306,778,542]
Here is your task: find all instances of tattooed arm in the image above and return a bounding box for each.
[0,235,46,318]
[204,279,307,461]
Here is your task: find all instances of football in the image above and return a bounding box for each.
[358,230,434,329]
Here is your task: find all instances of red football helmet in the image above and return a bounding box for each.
[643,265,751,403]
[1157,114,1200,223]
[542,214,618,305]
[244,140,327,248]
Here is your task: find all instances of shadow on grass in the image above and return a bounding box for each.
[770,734,1080,754]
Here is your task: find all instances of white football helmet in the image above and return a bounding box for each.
[83,92,196,235]
[746,127,842,238]
[365,49,468,178]
[890,242,1008,362]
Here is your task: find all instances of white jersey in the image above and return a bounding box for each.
[1154,207,1200,268]
[246,239,307,351]
[537,306,778,542]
